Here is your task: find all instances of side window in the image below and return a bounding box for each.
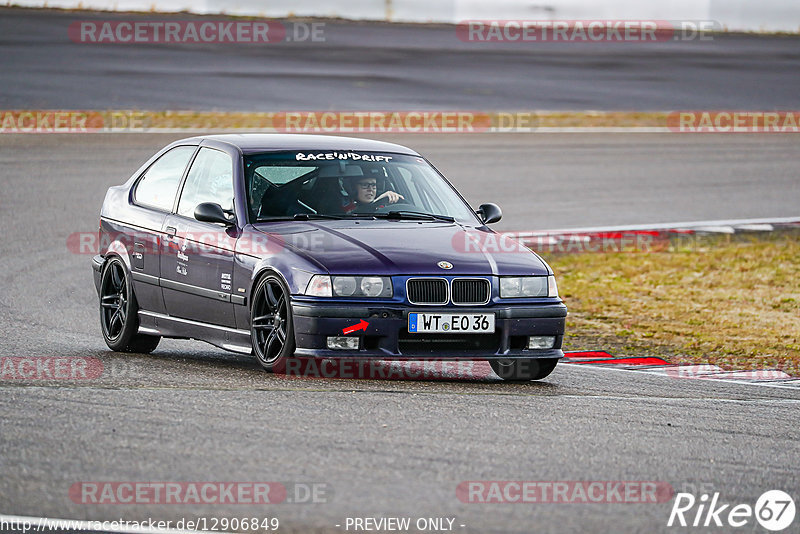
[392,165,426,210]
[177,148,234,219]
[134,146,196,212]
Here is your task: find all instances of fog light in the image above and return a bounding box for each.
[327,336,360,350]
[528,336,555,349]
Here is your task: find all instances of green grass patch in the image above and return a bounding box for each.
[541,231,800,376]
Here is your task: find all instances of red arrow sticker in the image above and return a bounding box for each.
[342,320,368,335]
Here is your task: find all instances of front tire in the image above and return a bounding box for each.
[489,358,558,381]
[251,273,295,371]
[99,257,160,353]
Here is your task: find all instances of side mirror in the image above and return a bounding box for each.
[477,203,502,224]
[194,202,234,226]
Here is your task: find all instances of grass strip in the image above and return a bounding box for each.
[542,230,800,376]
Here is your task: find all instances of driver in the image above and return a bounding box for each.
[343,176,404,213]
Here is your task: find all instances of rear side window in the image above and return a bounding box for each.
[253,166,314,186]
[134,146,196,212]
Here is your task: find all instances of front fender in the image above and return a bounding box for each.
[251,256,317,298]
[91,254,104,295]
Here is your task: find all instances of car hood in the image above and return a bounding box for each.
[252,220,550,276]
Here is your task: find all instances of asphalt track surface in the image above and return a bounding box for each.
[2,8,800,532]
[1,133,799,533]
[2,8,800,111]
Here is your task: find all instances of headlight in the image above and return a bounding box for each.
[500,277,522,297]
[305,275,392,298]
[500,276,556,298]
[360,277,385,297]
[333,276,357,296]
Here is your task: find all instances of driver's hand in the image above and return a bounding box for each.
[375,191,404,204]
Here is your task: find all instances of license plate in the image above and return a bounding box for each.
[408,313,495,334]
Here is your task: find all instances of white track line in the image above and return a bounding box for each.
[563,363,800,391]
[507,216,800,235]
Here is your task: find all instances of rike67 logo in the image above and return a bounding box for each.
[668,490,795,531]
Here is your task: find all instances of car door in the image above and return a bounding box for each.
[160,146,237,327]
[127,144,197,314]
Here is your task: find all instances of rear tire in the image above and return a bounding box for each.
[99,257,161,353]
[489,358,558,381]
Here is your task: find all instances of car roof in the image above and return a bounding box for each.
[180,134,421,156]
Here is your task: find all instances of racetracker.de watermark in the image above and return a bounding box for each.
[68,20,325,43]
[7,109,799,134]
[457,481,674,503]
[455,231,674,255]
[274,359,494,380]
[457,20,719,42]
[0,111,162,133]
[0,111,104,133]
[665,365,794,381]
[68,230,324,256]
[69,229,721,257]
[0,110,541,133]
[667,111,800,133]
[271,111,503,133]
[69,482,331,504]
[0,357,103,380]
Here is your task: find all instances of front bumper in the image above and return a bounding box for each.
[291,302,567,360]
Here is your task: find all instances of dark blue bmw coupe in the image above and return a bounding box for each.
[92,134,567,380]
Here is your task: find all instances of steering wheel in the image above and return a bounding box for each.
[372,202,417,214]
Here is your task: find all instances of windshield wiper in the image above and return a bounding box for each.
[374,210,455,222]
[257,213,347,222]
[292,213,348,220]
[259,212,455,223]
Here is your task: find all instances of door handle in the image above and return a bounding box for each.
[166,226,177,237]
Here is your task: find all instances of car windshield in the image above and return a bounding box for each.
[244,151,479,224]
